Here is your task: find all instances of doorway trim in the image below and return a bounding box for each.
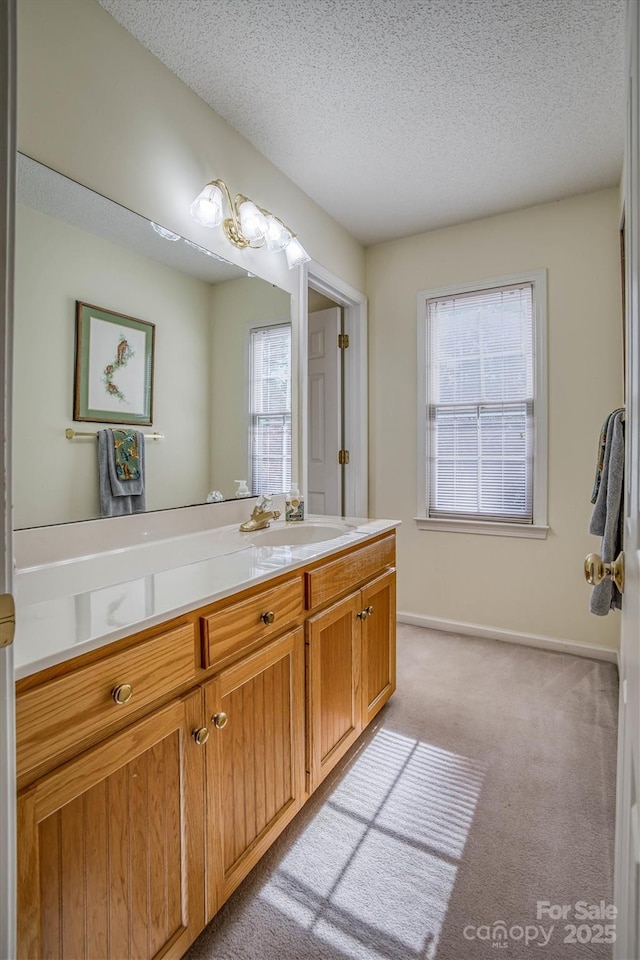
[613,4,639,956]
[299,261,368,518]
[0,0,17,954]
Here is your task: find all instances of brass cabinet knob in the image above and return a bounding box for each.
[357,610,367,620]
[112,683,133,705]
[192,727,210,746]
[365,606,374,617]
[261,611,276,625]
[584,552,625,593]
[212,712,228,729]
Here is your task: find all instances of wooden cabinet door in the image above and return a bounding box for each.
[204,628,305,917]
[17,692,205,960]
[306,591,362,793]
[361,570,397,725]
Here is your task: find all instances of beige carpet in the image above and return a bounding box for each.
[186,625,619,960]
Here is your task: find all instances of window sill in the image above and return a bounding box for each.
[414,517,549,539]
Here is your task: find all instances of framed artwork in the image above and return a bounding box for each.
[73,301,155,425]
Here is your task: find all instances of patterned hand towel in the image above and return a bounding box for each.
[112,430,141,481]
[98,429,146,517]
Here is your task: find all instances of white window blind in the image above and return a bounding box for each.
[426,283,534,523]
[249,323,292,495]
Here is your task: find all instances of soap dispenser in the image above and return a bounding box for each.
[234,480,250,498]
[286,483,304,522]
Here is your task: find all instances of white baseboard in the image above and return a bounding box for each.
[397,611,618,664]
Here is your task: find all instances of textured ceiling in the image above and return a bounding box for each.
[98,0,626,246]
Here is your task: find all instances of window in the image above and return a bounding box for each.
[249,322,292,495]
[417,272,548,538]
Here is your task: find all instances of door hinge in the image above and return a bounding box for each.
[338,450,350,465]
[338,333,349,349]
[0,593,15,648]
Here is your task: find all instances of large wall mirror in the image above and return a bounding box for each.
[14,154,295,529]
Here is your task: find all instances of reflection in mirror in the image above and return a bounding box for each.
[13,154,293,528]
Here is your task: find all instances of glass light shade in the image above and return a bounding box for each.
[285,236,311,269]
[265,216,291,252]
[151,222,180,241]
[190,183,224,228]
[183,239,227,261]
[238,200,269,242]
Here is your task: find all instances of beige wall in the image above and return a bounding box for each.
[308,289,339,312]
[367,189,623,650]
[17,0,365,294]
[14,203,211,526]
[209,278,292,496]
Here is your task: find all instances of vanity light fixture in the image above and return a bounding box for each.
[151,221,180,241]
[183,238,230,262]
[190,179,310,269]
[149,221,235,264]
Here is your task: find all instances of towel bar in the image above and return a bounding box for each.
[65,428,164,441]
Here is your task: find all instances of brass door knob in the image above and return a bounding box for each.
[112,683,133,705]
[584,552,625,593]
[212,712,228,729]
[192,727,210,745]
[261,611,276,625]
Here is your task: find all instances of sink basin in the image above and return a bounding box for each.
[250,521,349,547]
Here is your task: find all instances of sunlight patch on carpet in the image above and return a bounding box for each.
[258,728,486,960]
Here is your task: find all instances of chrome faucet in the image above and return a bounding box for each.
[239,494,281,532]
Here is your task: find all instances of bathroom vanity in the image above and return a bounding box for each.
[14,516,397,959]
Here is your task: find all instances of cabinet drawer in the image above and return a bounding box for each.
[16,623,196,780]
[306,535,396,610]
[202,576,304,669]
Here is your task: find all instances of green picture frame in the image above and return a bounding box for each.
[73,301,155,425]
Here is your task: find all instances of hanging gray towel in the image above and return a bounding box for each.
[589,410,624,614]
[98,429,146,517]
[591,407,624,503]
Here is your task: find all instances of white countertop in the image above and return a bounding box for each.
[14,516,399,679]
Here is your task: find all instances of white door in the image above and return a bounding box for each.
[0,0,16,955]
[308,308,342,515]
[615,5,640,957]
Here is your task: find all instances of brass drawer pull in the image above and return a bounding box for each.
[212,712,228,730]
[192,727,210,745]
[112,683,133,705]
[261,611,276,625]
